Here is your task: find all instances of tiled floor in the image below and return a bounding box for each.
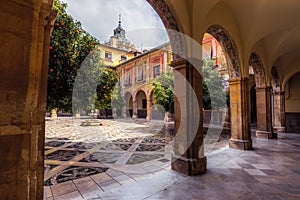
[45,131,300,200]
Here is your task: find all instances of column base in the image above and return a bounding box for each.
[273,126,285,133]
[229,138,253,150]
[171,155,206,175]
[256,130,277,139]
[223,122,231,128]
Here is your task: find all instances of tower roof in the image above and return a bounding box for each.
[113,14,125,37]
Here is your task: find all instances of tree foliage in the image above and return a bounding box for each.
[71,47,122,114]
[152,70,174,113]
[95,68,122,110]
[202,58,227,110]
[151,58,227,113]
[47,0,98,112]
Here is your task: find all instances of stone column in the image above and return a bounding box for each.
[171,58,206,175]
[0,1,56,199]
[273,91,285,133]
[255,87,276,138]
[228,78,252,150]
[146,98,152,120]
[122,105,127,118]
[132,98,138,119]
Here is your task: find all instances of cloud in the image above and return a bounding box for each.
[62,0,169,49]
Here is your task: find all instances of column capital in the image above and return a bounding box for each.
[273,91,285,95]
[171,57,203,71]
[171,58,188,69]
[256,86,272,90]
[256,86,272,92]
[228,77,248,85]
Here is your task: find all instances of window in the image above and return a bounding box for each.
[105,51,112,62]
[121,55,127,61]
[137,65,144,82]
[153,65,160,78]
[124,69,131,85]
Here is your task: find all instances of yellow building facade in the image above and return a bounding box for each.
[98,44,135,67]
[98,15,137,67]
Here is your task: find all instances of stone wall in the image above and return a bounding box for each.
[0,0,55,199]
[286,113,300,133]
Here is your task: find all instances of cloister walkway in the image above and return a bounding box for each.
[45,127,300,200]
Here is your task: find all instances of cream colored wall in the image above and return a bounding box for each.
[285,72,300,113]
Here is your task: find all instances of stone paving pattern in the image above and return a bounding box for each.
[44,118,300,199]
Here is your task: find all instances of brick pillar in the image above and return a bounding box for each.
[255,87,276,138]
[0,1,56,199]
[273,91,285,133]
[228,78,252,150]
[146,98,152,120]
[171,58,206,175]
[132,98,138,119]
[122,105,127,118]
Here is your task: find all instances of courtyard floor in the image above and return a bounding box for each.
[44,118,300,200]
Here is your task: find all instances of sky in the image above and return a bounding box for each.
[62,0,169,50]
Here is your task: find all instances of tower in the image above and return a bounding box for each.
[105,14,137,51]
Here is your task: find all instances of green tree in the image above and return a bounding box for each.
[72,47,104,114]
[72,47,122,117]
[111,85,125,114]
[47,0,98,113]
[151,58,227,113]
[95,67,121,115]
[152,70,174,113]
[202,58,226,110]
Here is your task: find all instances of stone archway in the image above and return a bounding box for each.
[249,53,266,87]
[207,25,240,78]
[271,67,285,132]
[134,90,147,119]
[249,53,274,138]
[0,0,184,198]
[271,66,281,92]
[124,92,133,118]
[205,25,252,150]
[146,0,183,61]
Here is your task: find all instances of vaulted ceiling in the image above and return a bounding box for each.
[159,0,300,88]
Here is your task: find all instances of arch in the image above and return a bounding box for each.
[271,66,281,91]
[146,0,180,31]
[283,69,300,90]
[206,25,241,78]
[249,52,266,87]
[124,92,133,118]
[135,90,147,118]
[146,0,183,60]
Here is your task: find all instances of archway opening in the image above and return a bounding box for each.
[44,0,177,194]
[271,66,285,133]
[248,52,273,139]
[135,90,147,119]
[124,92,133,118]
[201,32,231,153]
